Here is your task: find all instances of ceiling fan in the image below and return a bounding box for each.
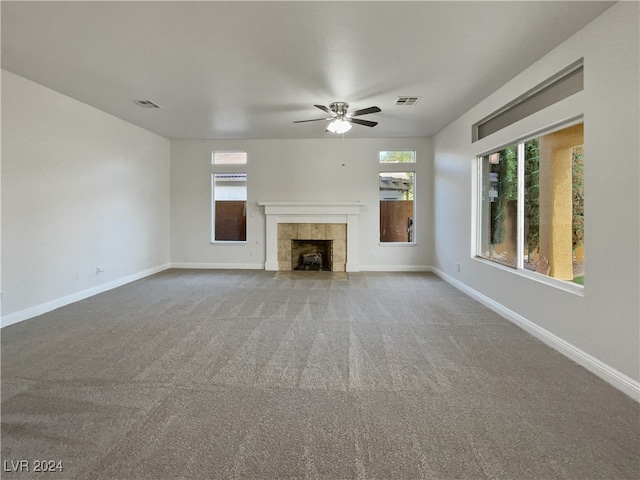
[294,102,381,134]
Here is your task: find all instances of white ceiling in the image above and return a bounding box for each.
[2,1,614,140]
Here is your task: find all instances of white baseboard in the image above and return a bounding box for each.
[264,261,278,271]
[172,263,432,273]
[1,264,172,329]
[431,267,640,402]
[170,262,264,270]
[174,263,433,273]
[358,264,432,272]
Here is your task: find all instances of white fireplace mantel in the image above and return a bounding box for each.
[258,201,363,271]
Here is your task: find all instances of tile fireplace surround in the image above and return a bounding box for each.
[283,225,344,271]
[258,202,363,272]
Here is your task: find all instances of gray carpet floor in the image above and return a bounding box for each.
[1,269,638,479]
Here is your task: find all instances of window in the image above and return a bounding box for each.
[212,151,247,165]
[212,173,247,242]
[479,145,518,267]
[379,150,416,163]
[379,150,416,243]
[473,60,583,142]
[212,150,247,243]
[478,122,584,285]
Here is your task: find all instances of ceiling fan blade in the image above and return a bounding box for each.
[350,106,381,117]
[350,118,378,127]
[293,117,331,123]
[314,104,333,115]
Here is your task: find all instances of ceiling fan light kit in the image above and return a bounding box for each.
[326,118,352,134]
[294,101,381,134]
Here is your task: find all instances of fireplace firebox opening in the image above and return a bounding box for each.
[291,240,333,271]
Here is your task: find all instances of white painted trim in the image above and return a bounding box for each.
[473,256,584,297]
[345,262,360,273]
[1,264,172,329]
[173,262,429,273]
[264,261,279,271]
[209,241,248,246]
[358,265,432,272]
[258,201,364,209]
[431,267,640,402]
[377,242,417,247]
[170,262,264,270]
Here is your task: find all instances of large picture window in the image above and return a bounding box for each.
[478,122,584,285]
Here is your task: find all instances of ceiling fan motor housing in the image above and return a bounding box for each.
[329,102,349,116]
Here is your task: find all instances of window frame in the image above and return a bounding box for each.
[474,118,584,295]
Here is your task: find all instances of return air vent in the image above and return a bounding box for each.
[134,100,162,108]
[395,96,421,106]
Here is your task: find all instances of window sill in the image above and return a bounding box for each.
[474,256,585,297]
[210,241,247,246]
[378,242,417,247]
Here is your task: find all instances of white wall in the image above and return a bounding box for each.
[171,138,433,270]
[1,70,171,323]
[432,3,639,386]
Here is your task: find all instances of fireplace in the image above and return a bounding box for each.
[292,239,333,270]
[277,223,345,271]
[259,202,363,272]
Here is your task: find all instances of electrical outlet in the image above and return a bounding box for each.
[456,263,461,272]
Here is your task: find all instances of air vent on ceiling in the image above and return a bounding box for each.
[134,100,162,109]
[395,96,421,106]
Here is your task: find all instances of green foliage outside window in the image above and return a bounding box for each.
[524,139,540,258]
[491,146,518,245]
